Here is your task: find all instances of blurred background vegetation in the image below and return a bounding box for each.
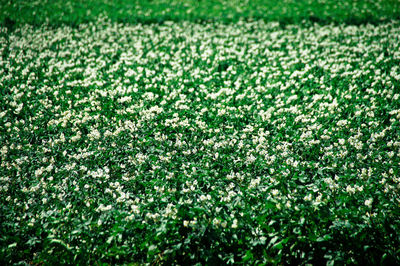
[1,0,400,28]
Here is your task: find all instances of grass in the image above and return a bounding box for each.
[1,1,400,265]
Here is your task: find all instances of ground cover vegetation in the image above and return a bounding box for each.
[1,1,400,265]
[1,0,400,27]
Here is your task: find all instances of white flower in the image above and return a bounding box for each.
[88,129,101,140]
[364,198,373,208]
[304,194,312,201]
[231,219,238,229]
[271,189,279,196]
[96,204,112,212]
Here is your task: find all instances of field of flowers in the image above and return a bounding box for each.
[1,1,400,265]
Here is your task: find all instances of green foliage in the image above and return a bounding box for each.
[0,0,400,28]
[1,1,400,265]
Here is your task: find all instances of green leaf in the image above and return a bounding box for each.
[269,236,279,247]
[50,239,72,250]
[8,243,17,248]
[242,250,253,262]
[106,236,114,244]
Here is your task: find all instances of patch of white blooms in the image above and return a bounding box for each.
[1,17,400,261]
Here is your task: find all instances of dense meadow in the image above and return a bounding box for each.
[1,1,400,265]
